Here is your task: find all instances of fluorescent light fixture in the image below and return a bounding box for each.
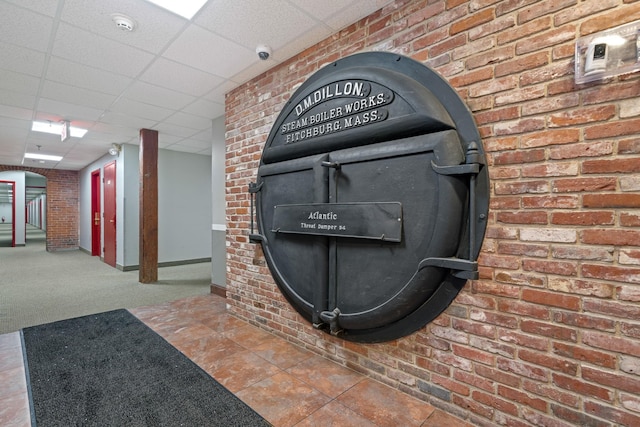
[31,121,88,138]
[24,153,63,162]
[145,0,207,19]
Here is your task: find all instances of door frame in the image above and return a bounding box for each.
[91,169,101,256]
[103,161,117,267]
[0,180,16,247]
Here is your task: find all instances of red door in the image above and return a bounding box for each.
[91,169,101,256]
[103,162,116,267]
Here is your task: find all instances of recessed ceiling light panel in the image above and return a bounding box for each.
[24,153,63,162]
[31,121,87,138]
[144,0,207,19]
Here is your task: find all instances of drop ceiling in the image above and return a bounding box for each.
[0,0,392,171]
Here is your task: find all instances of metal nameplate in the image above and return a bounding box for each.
[272,202,402,242]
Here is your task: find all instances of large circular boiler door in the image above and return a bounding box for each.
[249,52,489,343]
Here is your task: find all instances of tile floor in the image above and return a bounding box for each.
[0,293,473,427]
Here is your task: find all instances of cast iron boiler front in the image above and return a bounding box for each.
[249,52,489,343]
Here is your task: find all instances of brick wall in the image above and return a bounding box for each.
[225,1,640,426]
[0,165,79,251]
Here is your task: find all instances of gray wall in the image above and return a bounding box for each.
[79,144,212,269]
[211,117,226,288]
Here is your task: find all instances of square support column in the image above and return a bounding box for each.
[139,129,158,283]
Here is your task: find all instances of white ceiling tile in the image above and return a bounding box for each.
[139,58,224,97]
[0,70,40,96]
[37,98,105,121]
[0,89,36,110]
[3,0,59,17]
[164,112,212,131]
[0,2,54,52]
[152,122,198,139]
[182,99,224,119]
[195,0,317,50]
[0,104,34,121]
[41,81,116,110]
[52,23,155,77]
[109,98,173,122]
[0,42,46,76]
[98,111,156,130]
[202,80,238,104]
[45,57,133,96]
[157,133,182,147]
[163,25,255,78]
[189,128,213,142]
[60,0,187,54]
[124,81,195,110]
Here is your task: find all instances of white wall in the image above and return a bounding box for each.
[211,117,226,287]
[0,171,25,245]
[0,203,12,222]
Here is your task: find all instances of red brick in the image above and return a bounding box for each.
[522,129,580,149]
[522,93,584,117]
[431,373,470,396]
[522,379,580,408]
[522,259,578,277]
[452,395,494,420]
[619,138,640,154]
[552,373,613,401]
[472,281,521,298]
[560,342,612,371]
[584,401,640,427]
[470,308,518,328]
[551,211,615,226]
[582,264,640,285]
[621,212,640,227]
[517,0,576,24]
[581,230,640,246]
[453,370,494,393]
[497,357,548,382]
[452,344,495,366]
[583,366,640,394]
[497,385,548,412]
[499,330,549,351]
[521,195,579,209]
[580,4,640,36]
[492,149,545,165]
[473,390,518,416]
[497,300,550,319]
[551,404,610,427]
[583,331,640,355]
[551,177,616,193]
[583,298,640,320]
[476,364,521,388]
[494,52,548,77]
[521,319,577,342]
[549,141,614,160]
[497,16,551,45]
[585,118,640,140]
[450,8,495,35]
[547,105,616,127]
[515,25,576,55]
[452,318,496,338]
[583,194,640,209]
[519,348,578,375]
[496,211,547,225]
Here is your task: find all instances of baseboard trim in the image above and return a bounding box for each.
[119,258,212,271]
[210,283,226,297]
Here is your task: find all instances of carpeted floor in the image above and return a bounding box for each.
[22,309,270,426]
[0,225,213,334]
